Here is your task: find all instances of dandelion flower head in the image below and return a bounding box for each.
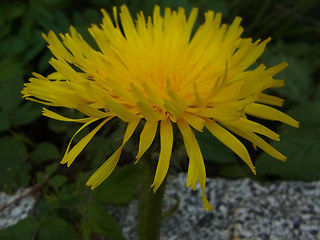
[22,5,299,211]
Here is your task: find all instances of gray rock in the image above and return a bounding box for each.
[0,188,36,229]
[113,174,320,240]
[1,175,320,240]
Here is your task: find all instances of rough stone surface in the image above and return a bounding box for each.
[112,174,320,240]
[0,188,36,229]
[1,175,320,240]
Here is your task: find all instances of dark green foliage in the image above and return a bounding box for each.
[196,128,235,164]
[92,165,141,205]
[261,41,319,103]
[0,217,38,240]
[30,142,60,163]
[255,102,320,181]
[86,134,121,169]
[0,216,79,240]
[79,203,125,240]
[0,136,30,191]
[0,0,319,238]
[37,216,79,240]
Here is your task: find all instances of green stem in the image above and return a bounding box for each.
[138,155,166,240]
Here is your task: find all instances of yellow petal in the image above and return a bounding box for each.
[141,82,163,106]
[245,103,299,128]
[86,119,140,189]
[130,83,161,121]
[193,82,203,108]
[77,104,110,118]
[256,93,284,107]
[25,98,58,107]
[86,146,123,189]
[177,119,212,211]
[224,16,242,42]
[49,58,85,83]
[225,125,287,161]
[119,5,137,40]
[182,112,205,132]
[164,79,187,120]
[271,80,285,88]
[61,117,112,166]
[167,79,187,110]
[103,94,139,122]
[112,6,119,28]
[202,194,213,212]
[47,72,66,80]
[151,119,173,192]
[61,119,98,165]
[177,119,199,190]
[186,8,198,38]
[209,78,244,103]
[198,107,240,121]
[42,108,92,123]
[229,118,280,141]
[136,120,158,161]
[266,62,288,76]
[123,119,140,143]
[42,31,74,63]
[205,119,255,174]
[163,100,182,121]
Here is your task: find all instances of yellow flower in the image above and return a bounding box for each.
[22,5,299,211]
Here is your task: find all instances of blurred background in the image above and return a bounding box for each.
[0,0,319,239]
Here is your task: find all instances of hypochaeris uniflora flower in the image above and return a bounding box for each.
[22,5,299,211]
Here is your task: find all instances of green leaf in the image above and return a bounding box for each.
[0,58,24,83]
[1,37,27,56]
[195,128,235,164]
[0,111,11,133]
[45,190,85,211]
[30,142,59,163]
[261,41,314,103]
[0,136,30,191]
[73,171,93,191]
[158,0,192,10]
[92,165,140,205]
[83,9,101,25]
[72,10,100,48]
[0,2,27,39]
[30,0,70,10]
[12,102,42,126]
[48,118,70,133]
[67,124,90,143]
[48,109,88,136]
[45,163,59,176]
[219,165,250,178]
[55,11,71,29]
[199,0,229,14]
[37,51,52,72]
[0,2,27,21]
[0,216,37,240]
[36,171,46,184]
[86,135,119,169]
[255,102,320,181]
[38,216,78,240]
[0,77,23,113]
[80,203,124,240]
[37,162,61,187]
[48,175,68,193]
[22,30,46,63]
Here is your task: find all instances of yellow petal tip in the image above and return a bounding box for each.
[60,159,67,165]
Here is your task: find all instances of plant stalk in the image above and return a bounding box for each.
[138,156,166,240]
